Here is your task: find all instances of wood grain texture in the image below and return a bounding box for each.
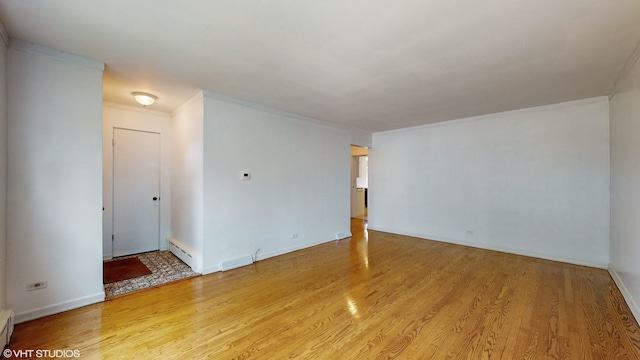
[9,219,640,359]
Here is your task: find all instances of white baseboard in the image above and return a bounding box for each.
[201,236,340,275]
[367,226,608,269]
[256,237,339,263]
[221,255,253,271]
[609,268,640,325]
[14,292,105,324]
[202,265,222,275]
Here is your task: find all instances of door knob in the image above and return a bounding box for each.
[153,197,159,201]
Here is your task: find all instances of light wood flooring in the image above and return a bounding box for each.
[9,219,640,359]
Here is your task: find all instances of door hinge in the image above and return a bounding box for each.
[112,138,115,147]
[112,234,114,242]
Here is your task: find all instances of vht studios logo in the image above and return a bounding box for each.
[3,349,81,358]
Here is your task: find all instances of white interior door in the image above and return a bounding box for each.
[113,128,161,257]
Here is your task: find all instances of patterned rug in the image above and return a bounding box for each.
[104,250,198,297]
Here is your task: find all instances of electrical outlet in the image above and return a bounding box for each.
[27,281,47,291]
[291,233,299,239]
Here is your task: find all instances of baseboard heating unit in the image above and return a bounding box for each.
[167,237,199,272]
[0,310,14,350]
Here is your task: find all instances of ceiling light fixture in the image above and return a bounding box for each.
[132,92,157,106]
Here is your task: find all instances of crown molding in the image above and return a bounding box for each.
[202,90,372,135]
[9,38,104,71]
[103,102,172,117]
[609,39,640,99]
[374,96,609,136]
[170,90,204,117]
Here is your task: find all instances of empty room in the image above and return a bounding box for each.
[0,1,639,358]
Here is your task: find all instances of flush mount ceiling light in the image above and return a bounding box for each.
[132,92,157,106]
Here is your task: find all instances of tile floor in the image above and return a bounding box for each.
[104,250,198,297]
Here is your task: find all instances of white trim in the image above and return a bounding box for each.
[202,265,222,275]
[171,91,204,117]
[202,90,373,135]
[336,231,352,240]
[374,96,609,136]
[609,269,640,325]
[103,255,113,261]
[103,102,171,117]
[609,39,640,98]
[367,226,609,269]
[256,237,340,264]
[0,20,8,47]
[221,256,253,271]
[14,292,105,324]
[9,38,104,71]
[201,236,341,275]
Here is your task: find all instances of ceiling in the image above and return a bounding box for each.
[1,1,639,133]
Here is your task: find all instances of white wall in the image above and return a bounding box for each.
[351,130,372,149]
[102,103,172,259]
[0,26,8,310]
[610,54,640,322]
[370,97,610,268]
[7,42,104,322]
[201,94,354,273]
[170,93,204,272]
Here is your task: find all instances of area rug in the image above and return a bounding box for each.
[103,257,152,284]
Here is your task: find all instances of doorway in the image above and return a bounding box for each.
[112,128,161,257]
[350,145,368,220]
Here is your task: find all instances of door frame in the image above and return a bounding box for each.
[102,104,172,260]
[350,145,369,219]
[111,127,162,257]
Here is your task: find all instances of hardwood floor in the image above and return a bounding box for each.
[9,219,640,359]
